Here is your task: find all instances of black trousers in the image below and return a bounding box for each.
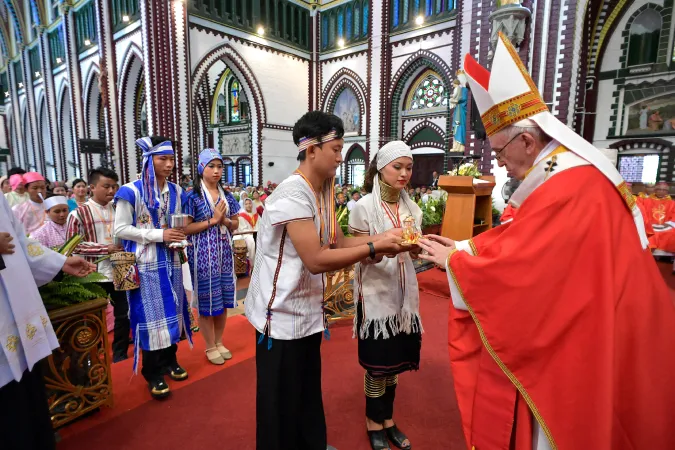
[255,331,327,450]
[141,344,178,382]
[0,364,55,450]
[101,282,130,361]
[365,372,398,423]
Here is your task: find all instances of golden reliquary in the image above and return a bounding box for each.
[401,215,421,245]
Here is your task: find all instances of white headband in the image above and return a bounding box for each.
[376,141,413,170]
[44,196,68,211]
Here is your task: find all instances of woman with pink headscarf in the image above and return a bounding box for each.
[5,173,30,207]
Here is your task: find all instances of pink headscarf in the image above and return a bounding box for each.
[22,172,45,185]
[9,174,24,190]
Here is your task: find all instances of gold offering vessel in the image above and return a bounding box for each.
[402,215,421,245]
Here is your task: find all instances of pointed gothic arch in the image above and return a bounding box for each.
[321,68,367,136]
[387,50,453,144]
[192,43,266,184]
[57,83,78,180]
[118,43,144,182]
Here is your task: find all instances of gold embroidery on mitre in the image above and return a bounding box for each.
[479,33,549,137]
[617,181,637,211]
[481,91,549,137]
[27,243,44,257]
[6,335,19,352]
[41,316,48,328]
[26,323,37,340]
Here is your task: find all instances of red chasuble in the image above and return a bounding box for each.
[447,166,675,450]
[639,196,675,228]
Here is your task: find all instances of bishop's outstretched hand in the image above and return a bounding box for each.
[417,234,457,267]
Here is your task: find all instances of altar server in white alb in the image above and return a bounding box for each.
[349,141,423,450]
[246,111,408,450]
[0,194,95,450]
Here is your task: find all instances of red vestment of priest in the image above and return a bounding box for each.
[447,165,675,450]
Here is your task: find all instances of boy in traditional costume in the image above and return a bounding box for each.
[67,167,128,362]
[246,111,407,450]
[12,172,47,234]
[31,195,69,248]
[114,137,192,399]
[418,34,675,450]
[349,141,422,450]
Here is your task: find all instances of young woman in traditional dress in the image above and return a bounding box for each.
[234,197,258,266]
[31,195,68,248]
[67,178,88,211]
[183,149,240,365]
[349,141,423,450]
[12,172,47,234]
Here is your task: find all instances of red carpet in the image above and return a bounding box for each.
[57,269,464,450]
[56,262,675,449]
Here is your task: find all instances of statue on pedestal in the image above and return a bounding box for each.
[489,0,531,59]
[449,72,468,153]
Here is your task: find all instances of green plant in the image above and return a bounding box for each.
[39,272,109,308]
[448,163,482,178]
[418,197,445,228]
[337,206,351,237]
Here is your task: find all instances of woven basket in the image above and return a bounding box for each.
[110,252,140,291]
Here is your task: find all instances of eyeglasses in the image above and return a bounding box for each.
[492,133,523,162]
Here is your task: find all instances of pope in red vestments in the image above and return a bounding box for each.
[419,34,675,450]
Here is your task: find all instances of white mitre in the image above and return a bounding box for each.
[463,32,648,248]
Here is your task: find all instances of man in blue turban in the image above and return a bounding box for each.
[114,136,192,399]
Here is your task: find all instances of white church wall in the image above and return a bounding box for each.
[320,53,368,93]
[390,31,454,76]
[261,127,299,182]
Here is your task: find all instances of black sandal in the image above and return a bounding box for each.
[384,424,411,450]
[367,429,391,450]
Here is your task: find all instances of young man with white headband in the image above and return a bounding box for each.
[31,195,69,248]
[246,111,408,450]
[350,140,422,450]
[418,33,675,450]
[114,137,191,400]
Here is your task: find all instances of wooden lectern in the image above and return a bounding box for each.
[438,175,496,241]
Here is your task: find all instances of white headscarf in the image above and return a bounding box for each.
[372,141,418,233]
[43,196,68,211]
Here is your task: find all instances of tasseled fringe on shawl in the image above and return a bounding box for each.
[353,310,424,340]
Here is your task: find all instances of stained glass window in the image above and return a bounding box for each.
[403,0,409,23]
[338,9,344,38]
[409,73,448,110]
[355,5,360,37]
[346,6,353,39]
[363,3,369,36]
[414,0,420,15]
[426,0,434,16]
[322,15,328,48]
[393,0,400,27]
[230,80,240,123]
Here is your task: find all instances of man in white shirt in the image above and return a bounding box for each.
[246,111,406,450]
[346,191,361,211]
